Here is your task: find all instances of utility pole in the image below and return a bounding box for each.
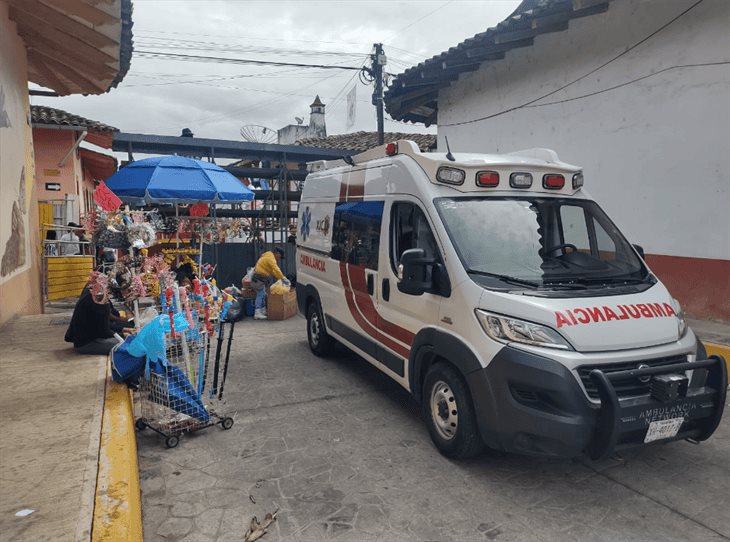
[370,43,386,145]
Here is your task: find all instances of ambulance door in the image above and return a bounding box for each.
[376,198,444,386]
[329,199,385,360]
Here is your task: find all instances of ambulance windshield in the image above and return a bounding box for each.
[435,197,650,290]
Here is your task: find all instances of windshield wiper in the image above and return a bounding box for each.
[542,280,588,290]
[467,270,540,288]
[580,277,646,286]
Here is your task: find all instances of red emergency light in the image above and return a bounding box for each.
[476,171,499,187]
[385,142,398,156]
[542,174,565,189]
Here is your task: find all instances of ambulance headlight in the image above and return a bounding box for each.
[476,310,571,350]
[672,299,687,338]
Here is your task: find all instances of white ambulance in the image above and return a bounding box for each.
[295,141,726,460]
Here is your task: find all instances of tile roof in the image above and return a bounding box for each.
[31,106,117,132]
[384,0,611,125]
[295,131,437,152]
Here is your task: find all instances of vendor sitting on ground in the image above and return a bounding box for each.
[65,273,134,355]
[251,247,289,320]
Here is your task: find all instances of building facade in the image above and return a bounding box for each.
[32,106,118,224]
[278,95,327,145]
[0,0,132,326]
[385,0,730,321]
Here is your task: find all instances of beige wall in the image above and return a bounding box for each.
[0,3,42,327]
[33,128,80,202]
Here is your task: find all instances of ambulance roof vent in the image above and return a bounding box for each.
[506,148,560,164]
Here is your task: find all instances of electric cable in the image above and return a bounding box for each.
[439,0,708,127]
[136,50,366,71]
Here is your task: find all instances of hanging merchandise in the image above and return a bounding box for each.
[163,216,179,234]
[128,222,157,249]
[81,208,100,235]
[94,226,129,249]
[148,209,166,231]
[88,271,109,304]
[129,275,147,300]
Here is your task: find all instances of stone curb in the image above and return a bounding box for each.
[92,359,143,541]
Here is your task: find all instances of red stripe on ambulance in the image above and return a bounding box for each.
[339,262,411,359]
[555,302,676,328]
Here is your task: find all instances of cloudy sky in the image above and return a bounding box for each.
[32,0,520,144]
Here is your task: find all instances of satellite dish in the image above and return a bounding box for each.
[240,124,278,144]
[295,117,304,125]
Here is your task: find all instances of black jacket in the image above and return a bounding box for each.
[65,288,114,347]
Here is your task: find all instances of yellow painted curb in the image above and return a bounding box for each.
[92,361,143,541]
[705,342,730,376]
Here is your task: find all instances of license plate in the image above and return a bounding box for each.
[644,417,684,443]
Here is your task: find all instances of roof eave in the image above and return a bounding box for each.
[385,0,611,123]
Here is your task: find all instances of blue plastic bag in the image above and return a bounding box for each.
[111,336,146,385]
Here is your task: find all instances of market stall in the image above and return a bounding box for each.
[98,156,256,447]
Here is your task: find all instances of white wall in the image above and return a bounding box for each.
[438,0,730,260]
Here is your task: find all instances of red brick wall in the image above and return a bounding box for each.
[645,254,730,322]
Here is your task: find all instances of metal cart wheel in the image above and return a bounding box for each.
[221,417,234,430]
[135,419,147,431]
[165,435,180,449]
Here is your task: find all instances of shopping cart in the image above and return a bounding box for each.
[132,319,237,448]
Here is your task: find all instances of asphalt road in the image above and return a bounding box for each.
[138,316,730,542]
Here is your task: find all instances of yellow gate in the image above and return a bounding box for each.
[46,256,94,301]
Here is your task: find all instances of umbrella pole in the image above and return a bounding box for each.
[175,203,180,267]
[198,217,204,278]
[125,212,140,330]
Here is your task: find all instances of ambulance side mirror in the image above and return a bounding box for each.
[397,248,434,295]
[632,244,645,260]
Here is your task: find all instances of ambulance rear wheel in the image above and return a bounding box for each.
[423,362,484,459]
[307,302,334,357]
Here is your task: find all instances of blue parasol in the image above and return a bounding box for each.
[105,155,254,203]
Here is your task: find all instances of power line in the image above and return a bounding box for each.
[440,0,707,127]
[135,28,372,47]
[524,62,730,108]
[136,50,366,71]
[194,70,346,126]
[135,37,369,59]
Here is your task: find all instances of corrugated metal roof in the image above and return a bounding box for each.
[384,0,611,126]
[295,131,436,152]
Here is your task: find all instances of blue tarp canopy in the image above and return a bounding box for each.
[106,155,254,204]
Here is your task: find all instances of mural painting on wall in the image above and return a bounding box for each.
[0,80,32,283]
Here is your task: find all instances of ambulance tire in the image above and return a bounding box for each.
[307,302,334,357]
[423,362,484,459]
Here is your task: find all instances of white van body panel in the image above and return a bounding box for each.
[298,140,689,387]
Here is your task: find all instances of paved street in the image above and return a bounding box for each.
[138,316,730,542]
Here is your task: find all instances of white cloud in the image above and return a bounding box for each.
[32,0,519,149]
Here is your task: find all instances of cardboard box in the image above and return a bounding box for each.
[242,287,257,299]
[267,288,297,320]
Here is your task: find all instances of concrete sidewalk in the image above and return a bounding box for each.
[689,318,730,346]
[0,312,105,541]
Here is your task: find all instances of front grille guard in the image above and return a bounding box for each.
[586,355,727,461]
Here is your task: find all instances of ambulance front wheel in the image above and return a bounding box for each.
[423,362,484,459]
[307,301,335,356]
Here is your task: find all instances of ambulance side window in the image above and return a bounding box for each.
[391,202,440,273]
[593,217,617,261]
[331,201,384,270]
[559,205,590,251]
